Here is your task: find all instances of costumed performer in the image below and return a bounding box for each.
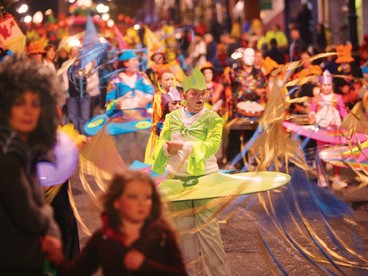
[155,87,182,137]
[152,68,231,276]
[145,67,178,163]
[200,61,224,112]
[219,47,267,167]
[105,50,154,119]
[309,70,349,189]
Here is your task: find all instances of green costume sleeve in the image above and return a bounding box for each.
[152,119,171,174]
[187,114,223,175]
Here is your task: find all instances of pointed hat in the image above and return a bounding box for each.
[183,67,206,93]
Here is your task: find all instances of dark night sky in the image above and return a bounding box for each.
[27,0,58,14]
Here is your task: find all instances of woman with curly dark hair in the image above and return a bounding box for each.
[66,170,187,275]
[0,55,61,153]
[0,55,64,274]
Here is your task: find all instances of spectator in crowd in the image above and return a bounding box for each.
[357,65,368,104]
[289,28,307,61]
[27,40,46,64]
[315,23,327,54]
[55,47,69,70]
[265,23,288,52]
[204,33,217,64]
[296,3,312,46]
[64,171,187,275]
[60,46,100,134]
[186,32,207,73]
[321,45,339,75]
[0,55,63,274]
[265,38,285,65]
[43,43,57,74]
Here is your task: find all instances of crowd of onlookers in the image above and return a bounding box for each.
[2,4,368,169]
[2,4,368,274]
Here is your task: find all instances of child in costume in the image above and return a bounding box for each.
[152,68,230,276]
[155,87,182,136]
[64,171,186,275]
[309,70,349,129]
[309,70,349,189]
[145,67,178,163]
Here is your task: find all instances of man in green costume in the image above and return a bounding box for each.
[153,68,230,276]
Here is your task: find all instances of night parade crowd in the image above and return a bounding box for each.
[1,2,368,275]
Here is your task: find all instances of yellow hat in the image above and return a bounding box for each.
[335,44,354,63]
[150,45,166,61]
[200,61,214,72]
[27,41,46,55]
[183,67,206,93]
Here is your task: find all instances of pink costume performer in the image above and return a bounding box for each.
[309,70,348,128]
[309,70,349,189]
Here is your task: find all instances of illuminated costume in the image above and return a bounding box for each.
[310,93,347,128]
[144,67,178,164]
[221,48,266,166]
[309,70,349,189]
[105,50,154,118]
[155,88,182,137]
[310,70,348,128]
[152,68,230,276]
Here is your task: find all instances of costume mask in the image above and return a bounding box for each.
[243,48,255,66]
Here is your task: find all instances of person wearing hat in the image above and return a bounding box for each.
[144,66,178,164]
[146,47,167,85]
[200,61,224,111]
[333,44,363,110]
[27,40,46,64]
[309,70,349,189]
[146,46,185,87]
[152,68,230,276]
[105,50,154,119]
[155,87,182,136]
